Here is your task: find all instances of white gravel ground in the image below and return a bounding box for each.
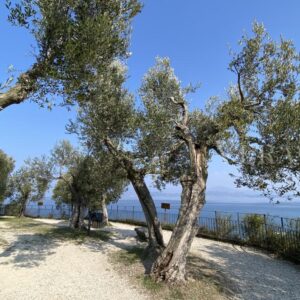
[108,222,300,300]
[0,218,299,300]
[0,219,148,300]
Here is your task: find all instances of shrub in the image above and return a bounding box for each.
[242,214,265,246]
[215,215,236,239]
[4,202,21,216]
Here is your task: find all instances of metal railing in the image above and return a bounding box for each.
[1,203,299,262]
[108,207,300,263]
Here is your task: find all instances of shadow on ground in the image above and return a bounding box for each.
[1,219,299,300]
[0,233,59,268]
[0,220,139,269]
[192,242,300,300]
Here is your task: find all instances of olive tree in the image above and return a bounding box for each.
[73,61,166,251]
[0,0,141,111]
[0,149,14,203]
[146,23,300,283]
[51,142,127,227]
[6,157,50,216]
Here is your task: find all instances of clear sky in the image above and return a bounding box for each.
[1,0,300,203]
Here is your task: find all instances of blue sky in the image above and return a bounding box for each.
[1,0,300,203]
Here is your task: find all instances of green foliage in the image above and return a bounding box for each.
[52,175,73,206]
[215,215,236,239]
[3,201,22,216]
[50,140,128,211]
[5,0,141,106]
[6,157,51,216]
[0,149,14,203]
[216,22,300,198]
[243,214,265,244]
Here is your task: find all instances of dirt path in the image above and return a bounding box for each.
[0,218,148,300]
[110,222,300,300]
[1,218,299,300]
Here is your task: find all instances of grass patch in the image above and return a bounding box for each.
[141,275,163,292]
[40,227,112,244]
[111,245,228,300]
[0,216,112,244]
[0,216,42,229]
[112,246,145,266]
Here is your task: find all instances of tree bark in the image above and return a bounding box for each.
[103,138,165,252]
[0,64,40,111]
[129,172,165,253]
[70,202,80,228]
[19,201,26,218]
[151,146,208,283]
[101,195,109,226]
[69,186,87,229]
[70,201,86,229]
[18,195,29,218]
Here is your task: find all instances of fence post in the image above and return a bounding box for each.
[237,212,242,239]
[116,205,119,220]
[215,211,219,234]
[281,217,284,230]
[263,214,268,243]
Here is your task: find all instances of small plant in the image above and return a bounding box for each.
[215,215,236,239]
[242,214,265,246]
[141,276,163,292]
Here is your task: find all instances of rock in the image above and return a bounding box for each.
[134,227,149,241]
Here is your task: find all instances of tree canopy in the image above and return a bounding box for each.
[0,149,14,203]
[6,157,50,216]
[0,0,141,110]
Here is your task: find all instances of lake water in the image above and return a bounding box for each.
[25,197,300,222]
[109,199,300,220]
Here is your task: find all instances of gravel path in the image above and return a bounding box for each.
[0,218,299,300]
[109,222,300,300]
[0,219,148,300]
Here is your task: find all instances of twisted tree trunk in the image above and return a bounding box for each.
[129,172,165,253]
[104,138,165,252]
[69,185,86,229]
[151,146,208,283]
[70,201,86,229]
[19,197,28,218]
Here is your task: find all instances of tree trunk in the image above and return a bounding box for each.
[129,173,165,253]
[151,147,208,283]
[101,195,109,226]
[0,65,40,111]
[19,203,26,218]
[70,202,80,228]
[78,204,86,228]
[19,196,29,218]
[103,138,165,253]
[70,200,86,229]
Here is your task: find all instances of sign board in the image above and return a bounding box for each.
[161,203,171,210]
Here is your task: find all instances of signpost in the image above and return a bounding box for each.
[161,203,170,210]
[161,203,171,223]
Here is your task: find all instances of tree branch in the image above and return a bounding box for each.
[0,63,42,111]
[170,96,188,126]
[212,146,237,165]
